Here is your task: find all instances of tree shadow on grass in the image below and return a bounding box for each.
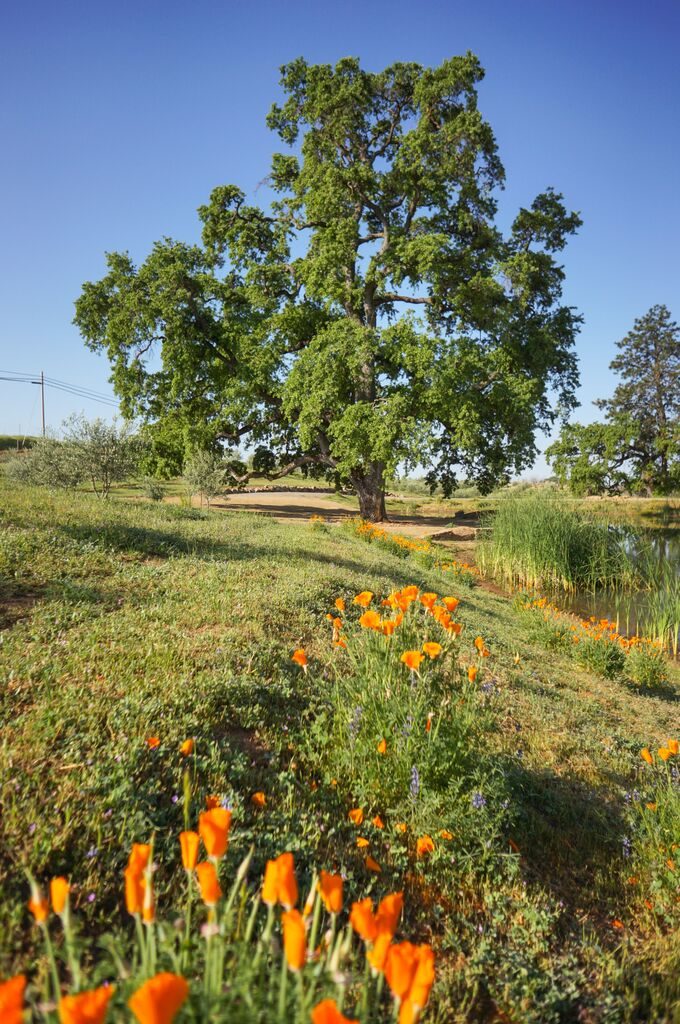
[504,761,628,918]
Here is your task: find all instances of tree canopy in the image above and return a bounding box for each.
[547,305,680,495]
[74,54,582,520]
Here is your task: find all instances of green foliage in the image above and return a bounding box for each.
[573,633,626,679]
[74,55,581,520]
[547,305,680,496]
[624,645,669,689]
[478,490,640,591]
[182,450,226,507]
[142,476,165,502]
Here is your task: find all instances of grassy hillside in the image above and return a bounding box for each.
[0,482,678,1021]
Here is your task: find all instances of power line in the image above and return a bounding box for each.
[0,370,120,409]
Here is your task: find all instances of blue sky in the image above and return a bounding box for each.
[1,0,678,477]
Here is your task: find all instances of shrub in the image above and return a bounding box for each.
[625,645,668,689]
[142,476,166,502]
[182,451,226,508]
[574,634,626,679]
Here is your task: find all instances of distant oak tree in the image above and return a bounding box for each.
[74,55,582,521]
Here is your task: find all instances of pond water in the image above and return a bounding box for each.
[547,527,680,653]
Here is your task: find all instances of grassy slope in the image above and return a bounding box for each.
[1,481,678,1021]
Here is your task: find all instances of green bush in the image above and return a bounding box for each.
[625,645,669,689]
[574,635,626,679]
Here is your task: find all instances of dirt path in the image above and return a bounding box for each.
[211,489,479,540]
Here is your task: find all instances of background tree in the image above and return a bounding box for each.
[182,450,226,508]
[74,55,582,521]
[547,305,680,495]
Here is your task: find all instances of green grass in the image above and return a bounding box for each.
[1,481,679,1021]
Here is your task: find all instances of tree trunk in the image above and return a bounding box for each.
[351,463,387,522]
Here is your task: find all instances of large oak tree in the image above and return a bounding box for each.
[75,55,582,520]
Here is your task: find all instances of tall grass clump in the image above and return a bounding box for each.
[478,492,641,592]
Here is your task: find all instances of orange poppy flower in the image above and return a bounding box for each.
[50,877,70,916]
[667,859,676,871]
[442,597,459,612]
[416,835,435,857]
[439,830,453,840]
[356,837,370,849]
[251,791,266,809]
[646,802,657,812]
[142,875,155,924]
[447,621,463,636]
[640,747,653,764]
[179,831,200,872]
[365,855,382,873]
[261,852,298,909]
[400,586,419,602]
[205,795,221,809]
[58,985,115,1024]
[376,892,403,934]
[408,945,435,1009]
[612,919,624,930]
[467,665,478,683]
[395,822,407,834]
[198,807,232,860]
[196,861,222,906]
[474,636,485,652]
[381,620,397,637]
[0,975,26,1024]
[350,898,378,942]
[667,739,679,755]
[425,713,432,733]
[128,844,151,874]
[128,972,189,1024]
[658,747,671,761]
[311,999,358,1024]
[419,593,438,610]
[179,738,194,757]
[282,909,307,971]
[367,930,392,972]
[125,865,144,916]
[291,649,308,669]
[401,650,424,671]
[431,606,449,625]
[385,941,419,1000]
[146,737,160,749]
[422,642,442,659]
[28,881,49,925]
[377,738,387,754]
[335,598,346,612]
[353,591,374,608]
[318,871,343,914]
[359,610,382,630]
[348,808,364,825]
[372,815,385,830]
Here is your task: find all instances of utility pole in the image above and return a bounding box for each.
[40,370,45,436]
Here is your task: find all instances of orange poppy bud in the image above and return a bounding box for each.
[474,636,485,652]
[367,930,392,973]
[353,591,374,608]
[198,807,232,860]
[439,829,453,841]
[311,1000,358,1024]
[376,892,403,935]
[422,642,442,659]
[359,610,382,630]
[372,815,385,830]
[646,802,657,812]
[356,837,370,849]
[282,909,307,971]
[442,597,459,612]
[146,737,160,749]
[400,650,424,671]
[179,831,200,872]
[28,881,49,925]
[0,974,26,1024]
[348,807,364,825]
[658,747,671,761]
[251,791,266,809]
[58,985,115,1024]
[142,875,155,924]
[50,877,70,916]
[667,739,679,755]
[128,972,189,1024]
[667,859,676,871]
[395,822,407,834]
[447,621,462,636]
[385,941,419,1000]
[419,593,438,610]
[365,855,382,873]
[318,871,343,914]
[350,898,378,941]
[416,835,435,857]
[334,598,346,612]
[467,665,478,683]
[640,747,653,764]
[276,852,298,909]
[398,1000,418,1024]
[612,919,624,930]
[262,859,280,907]
[179,738,194,757]
[128,844,151,873]
[125,866,144,916]
[196,861,222,906]
[291,649,308,669]
[377,738,387,754]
